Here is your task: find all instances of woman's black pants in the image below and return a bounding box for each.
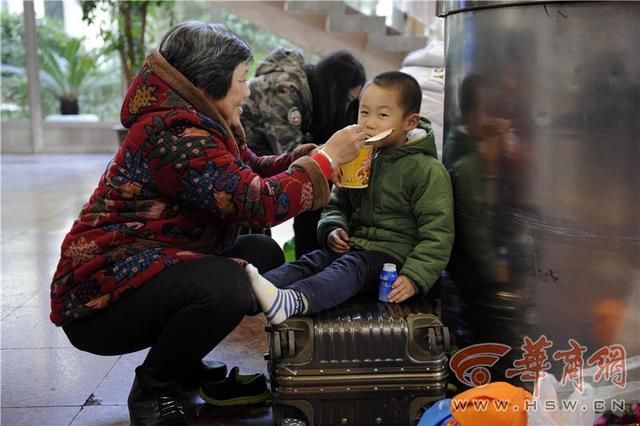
[62,235,284,393]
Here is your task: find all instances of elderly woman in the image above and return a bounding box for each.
[50,21,365,425]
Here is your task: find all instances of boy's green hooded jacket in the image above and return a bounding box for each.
[318,119,454,294]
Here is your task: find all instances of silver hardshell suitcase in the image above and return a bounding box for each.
[266,296,451,426]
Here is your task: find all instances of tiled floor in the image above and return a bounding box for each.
[1,154,294,425]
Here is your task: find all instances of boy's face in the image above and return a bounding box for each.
[357,84,419,148]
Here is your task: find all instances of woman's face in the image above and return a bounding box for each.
[348,85,362,104]
[212,61,250,125]
[345,85,363,112]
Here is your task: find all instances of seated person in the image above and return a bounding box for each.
[247,71,454,324]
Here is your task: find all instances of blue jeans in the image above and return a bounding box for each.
[263,249,399,314]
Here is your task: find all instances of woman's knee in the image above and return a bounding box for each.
[218,265,254,314]
[186,257,254,314]
[229,234,285,272]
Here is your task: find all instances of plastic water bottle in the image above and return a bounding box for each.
[378,263,398,302]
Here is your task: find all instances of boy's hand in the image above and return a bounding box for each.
[387,275,417,303]
[327,228,350,254]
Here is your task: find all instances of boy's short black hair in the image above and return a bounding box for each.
[365,71,422,116]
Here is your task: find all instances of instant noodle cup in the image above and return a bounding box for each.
[339,144,373,188]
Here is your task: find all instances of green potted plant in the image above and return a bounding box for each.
[81,0,175,88]
[39,37,110,115]
[1,12,118,117]
[81,1,175,142]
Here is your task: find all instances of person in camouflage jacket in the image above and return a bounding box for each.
[241,48,313,155]
[242,48,366,257]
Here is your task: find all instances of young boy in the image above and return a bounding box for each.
[247,71,454,325]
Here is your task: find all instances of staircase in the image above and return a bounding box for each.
[214,1,429,76]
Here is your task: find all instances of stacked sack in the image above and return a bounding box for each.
[400,40,445,159]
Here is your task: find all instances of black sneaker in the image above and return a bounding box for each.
[181,360,227,392]
[198,366,270,406]
[128,377,190,426]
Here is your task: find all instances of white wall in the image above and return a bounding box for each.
[1,121,120,154]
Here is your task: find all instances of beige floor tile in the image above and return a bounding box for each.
[0,406,80,426]
[91,351,148,405]
[69,405,130,426]
[1,348,118,407]
[2,306,74,349]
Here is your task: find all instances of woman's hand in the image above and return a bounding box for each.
[322,124,367,166]
[387,275,417,303]
[329,167,343,188]
[327,228,350,254]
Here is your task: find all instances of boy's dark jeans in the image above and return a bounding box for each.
[264,248,399,314]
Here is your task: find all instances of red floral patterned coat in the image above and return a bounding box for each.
[50,51,330,326]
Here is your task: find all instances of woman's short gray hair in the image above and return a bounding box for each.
[159,21,253,100]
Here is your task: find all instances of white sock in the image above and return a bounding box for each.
[246,264,307,325]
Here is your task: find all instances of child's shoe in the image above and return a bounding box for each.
[198,367,270,406]
[181,360,227,392]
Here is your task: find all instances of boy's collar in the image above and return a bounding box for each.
[376,128,427,152]
[406,128,428,144]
